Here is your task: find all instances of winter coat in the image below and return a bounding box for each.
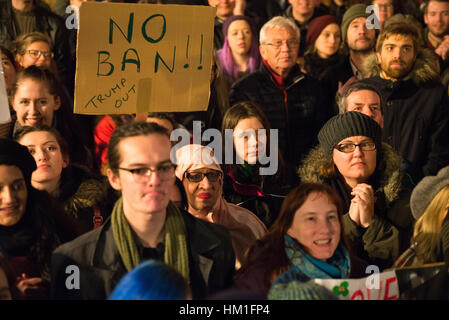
[363,49,449,183]
[56,165,114,234]
[299,143,415,269]
[50,210,235,300]
[229,63,334,170]
[303,52,346,81]
[222,164,296,228]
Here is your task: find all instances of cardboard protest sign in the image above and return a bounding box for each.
[0,52,11,123]
[74,3,215,115]
[314,270,399,300]
[313,263,448,300]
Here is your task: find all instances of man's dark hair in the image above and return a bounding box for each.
[338,79,384,114]
[107,121,169,173]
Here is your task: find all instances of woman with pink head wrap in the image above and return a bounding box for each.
[175,144,266,269]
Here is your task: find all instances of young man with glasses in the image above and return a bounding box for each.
[230,16,334,172]
[50,122,235,300]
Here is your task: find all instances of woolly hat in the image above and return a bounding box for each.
[318,111,382,158]
[341,3,370,43]
[0,139,36,184]
[410,166,449,220]
[306,15,340,46]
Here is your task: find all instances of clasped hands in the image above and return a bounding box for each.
[348,183,375,228]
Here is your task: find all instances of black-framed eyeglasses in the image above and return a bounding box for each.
[263,39,299,49]
[184,170,222,183]
[118,164,175,183]
[334,141,376,153]
[26,50,54,59]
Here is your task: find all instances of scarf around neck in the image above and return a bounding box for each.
[111,197,190,283]
[284,234,350,279]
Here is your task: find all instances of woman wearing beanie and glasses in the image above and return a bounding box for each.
[299,111,414,269]
[303,15,345,80]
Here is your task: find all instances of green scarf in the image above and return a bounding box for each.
[111,197,190,283]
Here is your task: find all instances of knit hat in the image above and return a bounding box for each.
[341,4,370,43]
[0,139,36,184]
[410,166,449,220]
[306,15,340,46]
[318,111,382,158]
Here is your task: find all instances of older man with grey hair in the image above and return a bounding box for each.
[230,16,334,172]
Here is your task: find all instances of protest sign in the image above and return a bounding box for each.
[313,263,448,300]
[74,3,215,115]
[0,51,11,123]
[314,270,399,300]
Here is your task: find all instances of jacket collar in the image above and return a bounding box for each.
[261,60,305,90]
[362,48,440,86]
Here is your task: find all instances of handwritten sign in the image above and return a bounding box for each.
[74,3,215,115]
[0,51,11,123]
[314,270,399,300]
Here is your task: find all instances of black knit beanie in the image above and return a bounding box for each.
[0,139,36,184]
[318,111,382,158]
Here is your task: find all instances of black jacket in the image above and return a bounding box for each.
[229,63,334,170]
[364,49,449,183]
[50,209,235,300]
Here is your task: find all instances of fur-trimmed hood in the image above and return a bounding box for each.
[298,142,404,205]
[58,165,108,219]
[362,48,440,86]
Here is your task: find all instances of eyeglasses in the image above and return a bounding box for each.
[118,164,175,183]
[184,171,222,183]
[334,141,376,153]
[263,39,299,49]
[26,50,54,59]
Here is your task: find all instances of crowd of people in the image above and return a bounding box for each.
[1,0,449,300]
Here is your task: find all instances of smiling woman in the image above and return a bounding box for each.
[0,139,79,299]
[234,182,367,297]
[299,112,414,269]
[9,66,94,169]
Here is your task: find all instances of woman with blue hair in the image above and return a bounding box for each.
[109,260,190,300]
[217,15,261,87]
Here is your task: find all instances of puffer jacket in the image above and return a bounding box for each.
[299,143,415,269]
[363,48,449,183]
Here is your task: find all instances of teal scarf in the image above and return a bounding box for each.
[284,234,351,279]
